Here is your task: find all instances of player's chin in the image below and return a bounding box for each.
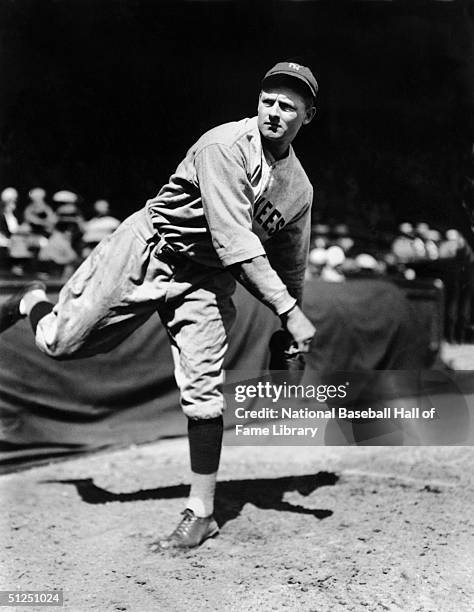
[261,127,285,141]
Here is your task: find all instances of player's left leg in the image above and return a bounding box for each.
[150,270,237,550]
[0,281,49,334]
[0,208,169,358]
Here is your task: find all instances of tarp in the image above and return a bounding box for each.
[303,278,432,373]
[0,278,436,468]
[0,284,278,467]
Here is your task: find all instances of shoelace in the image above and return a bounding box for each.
[173,510,196,537]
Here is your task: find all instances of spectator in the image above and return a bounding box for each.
[412,225,427,260]
[424,229,441,260]
[306,247,326,279]
[52,191,84,230]
[8,224,40,276]
[415,222,430,239]
[321,245,345,282]
[38,221,79,279]
[82,199,120,255]
[1,187,19,269]
[354,253,385,275]
[311,223,330,250]
[23,187,56,236]
[392,222,417,263]
[52,190,85,254]
[333,224,355,255]
[439,228,462,259]
[0,187,19,248]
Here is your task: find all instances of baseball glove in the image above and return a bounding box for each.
[269,329,306,385]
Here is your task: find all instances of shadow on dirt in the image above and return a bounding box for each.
[42,472,338,526]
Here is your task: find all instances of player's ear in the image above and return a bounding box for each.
[303,105,317,125]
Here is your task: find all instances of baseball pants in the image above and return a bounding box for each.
[34,208,237,419]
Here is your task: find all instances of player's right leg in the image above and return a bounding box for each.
[150,270,237,551]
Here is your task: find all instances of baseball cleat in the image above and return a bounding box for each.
[149,508,219,551]
[0,281,47,333]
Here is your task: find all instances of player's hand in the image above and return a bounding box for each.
[269,329,306,384]
[280,305,316,353]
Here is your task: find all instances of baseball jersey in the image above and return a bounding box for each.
[146,116,313,298]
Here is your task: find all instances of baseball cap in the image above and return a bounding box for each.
[355,253,378,270]
[262,61,318,100]
[326,245,345,267]
[52,190,78,204]
[1,187,18,202]
[308,247,327,266]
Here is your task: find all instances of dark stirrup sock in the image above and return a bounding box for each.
[187,416,224,475]
[29,301,54,334]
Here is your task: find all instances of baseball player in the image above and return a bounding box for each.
[0,61,318,549]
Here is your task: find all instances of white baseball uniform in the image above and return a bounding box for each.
[34,116,313,418]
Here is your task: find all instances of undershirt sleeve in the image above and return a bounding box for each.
[194,143,266,267]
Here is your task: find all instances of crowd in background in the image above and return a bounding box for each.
[306,221,474,344]
[306,221,473,282]
[1,184,473,343]
[0,187,120,279]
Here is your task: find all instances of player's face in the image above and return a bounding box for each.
[257,85,315,148]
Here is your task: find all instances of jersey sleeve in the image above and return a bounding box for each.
[194,143,266,267]
[264,196,312,305]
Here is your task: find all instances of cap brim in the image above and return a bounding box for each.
[262,70,317,99]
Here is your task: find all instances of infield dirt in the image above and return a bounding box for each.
[1,441,473,611]
[1,343,473,611]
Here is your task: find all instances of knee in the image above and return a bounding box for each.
[172,356,227,419]
[35,336,78,360]
[34,315,79,360]
[182,400,224,420]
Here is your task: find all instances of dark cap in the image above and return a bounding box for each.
[262,61,318,100]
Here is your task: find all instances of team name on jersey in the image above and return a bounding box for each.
[254,195,285,236]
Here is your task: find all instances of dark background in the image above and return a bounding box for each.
[1,0,473,233]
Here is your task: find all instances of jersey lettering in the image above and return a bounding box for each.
[254,196,286,235]
[254,199,273,224]
[268,216,285,236]
[262,207,282,233]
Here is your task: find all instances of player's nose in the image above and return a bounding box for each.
[268,101,281,119]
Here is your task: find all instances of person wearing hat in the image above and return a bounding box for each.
[0,187,20,243]
[0,187,20,268]
[52,190,83,226]
[82,199,120,256]
[23,187,56,236]
[322,245,346,282]
[0,61,318,549]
